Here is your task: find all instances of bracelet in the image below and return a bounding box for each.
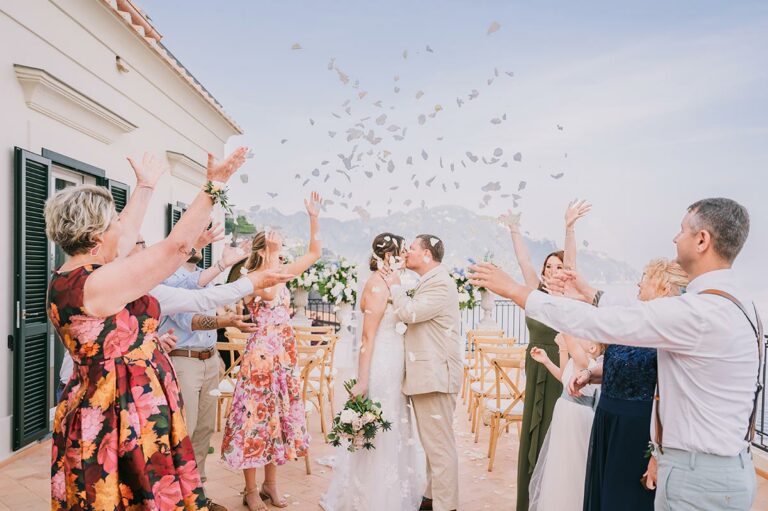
[203,180,233,213]
[592,290,604,307]
[216,260,226,272]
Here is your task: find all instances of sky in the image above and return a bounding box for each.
[139,0,768,296]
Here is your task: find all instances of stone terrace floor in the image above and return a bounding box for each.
[1,389,767,510]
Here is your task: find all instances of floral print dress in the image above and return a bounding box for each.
[221,285,310,469]
[48,265,207,511]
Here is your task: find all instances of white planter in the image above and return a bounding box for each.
[291,288,312,326]
[476,290,499,330]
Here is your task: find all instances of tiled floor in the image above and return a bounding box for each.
[1,389,767,510]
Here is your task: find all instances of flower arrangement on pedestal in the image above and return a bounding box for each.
[318,258,358,305]
[287,260,326,293]
[450,267,482,310]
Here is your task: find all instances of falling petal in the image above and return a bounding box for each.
[487,21,501,35]
[291,43,303,50]
[240,174,249,184]
[421,149,429,160]
[551,172,565,179]
[418,114,426,125]
[493,148,503,157]
[513,152,522,162]
[415,90,424,99]
[518,181,527,191]
[490,118,502,125]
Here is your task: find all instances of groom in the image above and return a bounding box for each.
[382,234,462,511]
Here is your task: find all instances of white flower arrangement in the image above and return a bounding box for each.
[288,260,326,293]
[450,267,482,310]
[318,258,358,305]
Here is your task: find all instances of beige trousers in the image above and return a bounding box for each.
[171,352,220,479]
[411,392,459,511]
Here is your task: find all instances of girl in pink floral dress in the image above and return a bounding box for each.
[221,192,323,511]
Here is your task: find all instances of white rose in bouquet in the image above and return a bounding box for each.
[362,412,376,425]
[352,417,364,431]
[340,408,358,424]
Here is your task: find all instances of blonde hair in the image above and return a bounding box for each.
[643,258,689,297]
[44,184,116,256]
[244,231,267,271]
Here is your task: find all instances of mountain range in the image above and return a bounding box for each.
[242,205,638,284]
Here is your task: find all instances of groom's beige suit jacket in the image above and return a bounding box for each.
[391,266,463,396]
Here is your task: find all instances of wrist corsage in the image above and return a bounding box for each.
[204,180,233,213]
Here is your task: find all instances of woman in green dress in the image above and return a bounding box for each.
[498,200,591,510]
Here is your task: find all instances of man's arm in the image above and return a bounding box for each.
[152,279,253,315]
[187,312,257,332]
[525,291,706,352]
[391,280,449,324]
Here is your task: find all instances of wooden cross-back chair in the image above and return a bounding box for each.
[462,330,505,403]
[293,325,335,336]
[296,354,319,475]
[466,337,518,415]
[469,344,525,438]
[486,357,526,471]
[297,342,337,440]
[214,340,248,432]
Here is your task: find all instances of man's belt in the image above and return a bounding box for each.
[169,348,216,360]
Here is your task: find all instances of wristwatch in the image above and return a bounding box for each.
[188,247,198,258]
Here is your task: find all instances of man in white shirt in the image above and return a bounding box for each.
[469,198,762,510]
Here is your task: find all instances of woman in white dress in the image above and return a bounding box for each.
[528,333,603,511]
[320,233,426,511]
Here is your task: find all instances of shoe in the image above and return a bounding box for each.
[420,497,433,510]
[205,499,228,511]
[241,487,267,511]
[260,481,288,508]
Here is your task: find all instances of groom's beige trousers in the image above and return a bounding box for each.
[411,391,459,511]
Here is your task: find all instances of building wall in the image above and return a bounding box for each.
[0,0,240,460]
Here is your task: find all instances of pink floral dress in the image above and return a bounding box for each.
[220,286,310,469]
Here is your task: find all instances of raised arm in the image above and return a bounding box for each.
[563,199,591,271]
[350,275,388,397]
[499,210,540,289]
[85,148,249,317]
[283,192,323,276]
[115,153,168,258]
[197,234,249,287]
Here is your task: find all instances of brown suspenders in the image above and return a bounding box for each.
[654,289,765,453]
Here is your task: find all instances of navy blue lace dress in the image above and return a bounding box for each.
[583,345,657,511]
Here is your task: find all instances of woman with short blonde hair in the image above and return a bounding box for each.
[46,149,255,511]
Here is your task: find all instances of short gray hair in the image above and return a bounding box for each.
[687,198,749,263]
[44,184,116,256]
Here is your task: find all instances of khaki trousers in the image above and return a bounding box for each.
[171,352,220,480]
[411,392,459,511]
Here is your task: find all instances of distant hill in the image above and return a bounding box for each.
[242,205,638,284]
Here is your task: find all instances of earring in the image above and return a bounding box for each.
[90,244,101,257]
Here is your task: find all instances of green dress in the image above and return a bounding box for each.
[517,315,562,510]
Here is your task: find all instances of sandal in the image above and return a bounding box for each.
[259,481,288,508]
[241,487,267,511]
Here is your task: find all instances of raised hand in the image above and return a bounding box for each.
[565,199,592,229]
[245,268,295,290]
[468,262,518,297]
[545,269,596,303]
[194,222,224,251]
[220,238,250,267]
[498,210,522,233]
[304,191,323,217]
[206,147,248,182]
[530,347,550,364]
[127,152,168,189]
[265,230,282,251]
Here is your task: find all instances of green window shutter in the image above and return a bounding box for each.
[200,244,213,269]
[167,203,184,235]
[107,179,130,213]
[12,147,52,450]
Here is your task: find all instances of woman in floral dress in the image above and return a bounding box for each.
[221,192,323,511]
[45,149,250,510]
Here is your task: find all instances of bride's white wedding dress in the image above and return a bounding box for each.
[319,304,426,511]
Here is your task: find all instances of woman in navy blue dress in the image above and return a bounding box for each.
[571,259,689,511]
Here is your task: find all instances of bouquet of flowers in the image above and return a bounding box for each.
[450,267,482,310]
[317,258,358,305]
[327,379,392,452]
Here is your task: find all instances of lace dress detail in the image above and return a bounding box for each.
[320,306,426,511]
[602,345,657,401]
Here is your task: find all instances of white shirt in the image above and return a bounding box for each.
[525,269,760,457]
[59,278,254,383]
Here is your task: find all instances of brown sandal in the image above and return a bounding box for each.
[241,487,267,511]
[259,482,288,508]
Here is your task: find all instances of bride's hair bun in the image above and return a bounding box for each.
[369,232,405,271]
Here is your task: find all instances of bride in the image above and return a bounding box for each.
[319,233,426,511]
